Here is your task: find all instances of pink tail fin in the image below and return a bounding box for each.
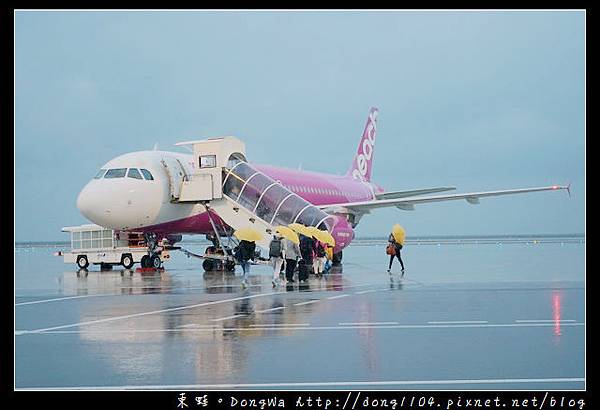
[346,107,379,182]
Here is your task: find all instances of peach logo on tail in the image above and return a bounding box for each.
[351,109,378,181]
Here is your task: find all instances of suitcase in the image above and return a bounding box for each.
[298,260,311,282]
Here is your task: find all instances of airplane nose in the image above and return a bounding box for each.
[76,179,160,230]
[77,182,108,226]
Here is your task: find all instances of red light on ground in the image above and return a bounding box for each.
[553,291,562,336]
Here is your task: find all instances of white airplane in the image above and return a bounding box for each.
[76,107,569,268]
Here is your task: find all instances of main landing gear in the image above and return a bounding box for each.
[141,254,162,269]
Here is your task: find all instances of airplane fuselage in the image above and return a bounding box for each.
[77,150,383,252]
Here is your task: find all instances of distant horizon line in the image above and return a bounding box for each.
[14,232,585,245]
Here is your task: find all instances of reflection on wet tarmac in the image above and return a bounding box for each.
[63,264,331,385]
[15,241,585,389]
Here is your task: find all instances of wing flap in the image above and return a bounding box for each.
[375,186,456,200]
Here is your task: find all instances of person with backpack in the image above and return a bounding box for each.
[313,239,327,277]
[269,233,285,287]
[386,233,405,275]
[283,237,301,283]
[235,239,256,288]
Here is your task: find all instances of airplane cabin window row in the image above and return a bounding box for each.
[282,184,364,199]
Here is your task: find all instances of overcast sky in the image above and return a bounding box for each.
[15,10,585,241]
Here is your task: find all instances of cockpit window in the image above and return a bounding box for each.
[104,168,127,178]
[127,168,143,180]
[140,169,154,180]
[94,169,107,179]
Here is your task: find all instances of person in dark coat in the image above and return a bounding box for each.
[298,234,315,281]
[283,237,301,282]
[299,235,314,265]
[236,239,256,288]
[387,233,405,275]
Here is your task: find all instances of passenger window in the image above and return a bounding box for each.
[94,169,107,179]
[200,155,217,168]
[140,169,154,180]
[127,168,143,180]
[104,168,127,178]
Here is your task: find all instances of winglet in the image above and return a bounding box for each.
[551,183,571,197]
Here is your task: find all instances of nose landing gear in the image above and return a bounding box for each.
[139,233,164,270]
[140,254,163,269]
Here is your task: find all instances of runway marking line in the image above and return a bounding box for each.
[21,377,585,390]
[210,314,247,322]
[293,300,319,306]
[14,283,374,308]
[15,285,242,305]
[17,290,287,334]
[255,306,285,313]
[428,320,489,324]
[17,322,585,335]
[339,321,399,326]
[327,294,349,300]
[249,323,309,327]
[515,319,577,323]
[15,294,116,306]
[354,289,381,295]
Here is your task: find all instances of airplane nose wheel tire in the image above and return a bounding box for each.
[150,254,162,269]
[140,255,150,268]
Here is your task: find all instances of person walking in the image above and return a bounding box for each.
[298,234,314,282]
[236,239,256,288]
[386,233,405,275]
[313,239,327,277]
[269,233,285,287]
[283,237,301,283]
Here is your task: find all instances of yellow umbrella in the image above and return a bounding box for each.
[306,226,336,247]
[273,225,300,244]
[288,223,314,237]
[234,227,263,242]
[391,224,406,245]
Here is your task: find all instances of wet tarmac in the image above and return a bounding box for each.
[15,238,585,390]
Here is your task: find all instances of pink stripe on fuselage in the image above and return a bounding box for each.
[137,210,227,235]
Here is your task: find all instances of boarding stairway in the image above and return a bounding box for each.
[210,162,335,249]
[166,136,335,251]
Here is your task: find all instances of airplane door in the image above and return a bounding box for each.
[160,156,186,201]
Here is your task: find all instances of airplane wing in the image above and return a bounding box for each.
[375,186,456,200]
[320,185,569,214]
